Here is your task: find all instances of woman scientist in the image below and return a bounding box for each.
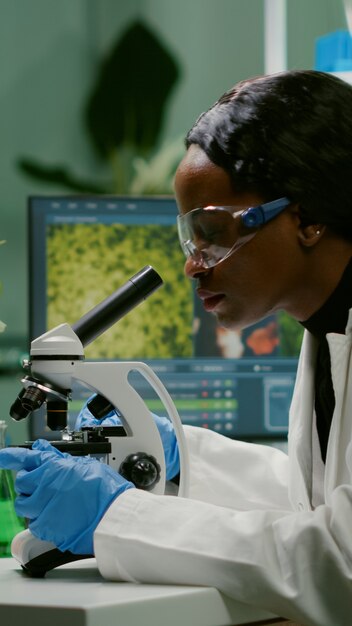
[1,69,352,626]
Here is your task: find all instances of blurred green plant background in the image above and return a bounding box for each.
[17,21,184,196]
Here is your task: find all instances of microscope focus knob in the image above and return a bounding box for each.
[119,452,161,491]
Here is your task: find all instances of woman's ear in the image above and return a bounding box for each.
[297,223,326,247]
[288,203,326,247]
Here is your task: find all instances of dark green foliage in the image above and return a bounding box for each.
[17,160,108,193]
[85,21,180,159]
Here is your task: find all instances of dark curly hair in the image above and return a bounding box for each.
[186,70,352,239]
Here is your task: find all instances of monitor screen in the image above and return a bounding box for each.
[28,195,302,441]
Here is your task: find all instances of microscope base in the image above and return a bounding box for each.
[11,529,92,578]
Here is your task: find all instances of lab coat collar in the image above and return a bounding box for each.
[288,330,316,509]
[324,309,352,499]
[289,308,352,510]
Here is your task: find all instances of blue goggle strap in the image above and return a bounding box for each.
[241,197,291,229]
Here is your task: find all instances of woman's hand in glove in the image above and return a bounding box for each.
[0,439,134,555]
[76,397,180,480]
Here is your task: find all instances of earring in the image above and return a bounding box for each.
[316,230,321,235]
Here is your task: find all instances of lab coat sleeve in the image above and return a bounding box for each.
[174,425,291,510]
[94,478,352,626]
[94,426,352,625]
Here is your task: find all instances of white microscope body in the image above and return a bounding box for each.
[9,266,189,576]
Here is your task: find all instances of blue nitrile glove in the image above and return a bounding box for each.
[76,397,180,480]
[0,439,134,555]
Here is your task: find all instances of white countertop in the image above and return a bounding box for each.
[0,557,277,626]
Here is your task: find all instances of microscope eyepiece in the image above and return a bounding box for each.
[71,265,163,347]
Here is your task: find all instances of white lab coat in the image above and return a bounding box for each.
[94,313,352,626]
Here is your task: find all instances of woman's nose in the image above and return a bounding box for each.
[184,256,210,280]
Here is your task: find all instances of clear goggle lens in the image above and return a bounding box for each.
[177,197,290,268]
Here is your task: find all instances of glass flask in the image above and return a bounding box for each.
[0,420,25,557]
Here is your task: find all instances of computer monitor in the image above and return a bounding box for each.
[28,195,302,441]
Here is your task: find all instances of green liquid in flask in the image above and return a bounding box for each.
[0,421,25,557]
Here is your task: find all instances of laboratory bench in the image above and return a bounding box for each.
[0,557,304,626]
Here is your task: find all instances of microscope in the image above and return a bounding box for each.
[8,265,189,577]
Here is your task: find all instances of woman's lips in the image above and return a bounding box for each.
[197,289,225,312]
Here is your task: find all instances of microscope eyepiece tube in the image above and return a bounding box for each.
[71,265,163,347]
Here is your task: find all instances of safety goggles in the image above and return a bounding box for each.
[177,197,291,268]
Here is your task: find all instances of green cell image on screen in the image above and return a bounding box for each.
[46,222,193,360]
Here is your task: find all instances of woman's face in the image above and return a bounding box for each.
[174,145,306,331]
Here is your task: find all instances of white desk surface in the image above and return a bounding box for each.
[0,557,277,626]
